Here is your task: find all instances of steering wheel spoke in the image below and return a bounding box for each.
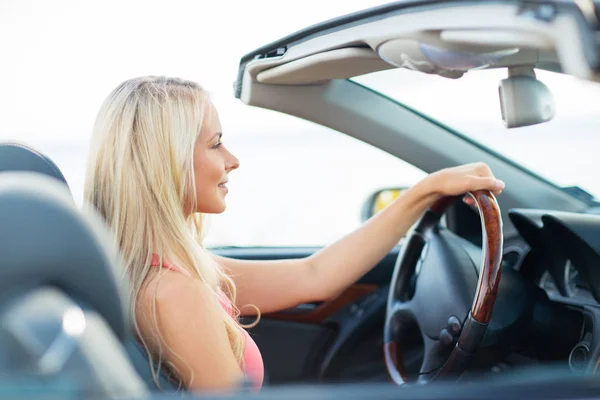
[383,299,417,385]
[419,334,453,379]
[384,300,414,344]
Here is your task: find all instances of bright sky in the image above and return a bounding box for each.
[0,2,391,173]
[0,0,389,196]
[0,0,390,140]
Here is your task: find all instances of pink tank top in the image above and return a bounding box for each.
[150,254,264,389]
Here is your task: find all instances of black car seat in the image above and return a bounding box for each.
[0,142,180,393]
[0,142,70,188]
[0,172,147,398]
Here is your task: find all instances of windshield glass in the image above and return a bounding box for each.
[353,69,600,199]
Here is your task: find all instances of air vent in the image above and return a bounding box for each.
[502,246,528,270]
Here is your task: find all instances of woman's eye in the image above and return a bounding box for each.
[212,142,223,149]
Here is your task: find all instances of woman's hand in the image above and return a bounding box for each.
[422,162,505,205]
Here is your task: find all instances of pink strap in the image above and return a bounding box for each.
[149,254,192,277]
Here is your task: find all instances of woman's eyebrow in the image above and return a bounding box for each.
[207,132,222,142]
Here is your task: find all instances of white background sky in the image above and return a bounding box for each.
[1,1,600,246]
[0,0,390,140]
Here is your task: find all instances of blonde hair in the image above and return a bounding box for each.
[84,76,252,387]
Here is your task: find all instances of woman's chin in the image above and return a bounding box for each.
[199,203,227,214]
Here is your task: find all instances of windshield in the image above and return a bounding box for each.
[353,69,600,200]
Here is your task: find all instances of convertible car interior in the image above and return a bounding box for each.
[2,1,600,399]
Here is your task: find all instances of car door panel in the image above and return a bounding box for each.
[246,319,335,384]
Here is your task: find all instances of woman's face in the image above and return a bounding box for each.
[192,102,239,214]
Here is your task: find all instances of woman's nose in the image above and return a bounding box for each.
[226,149,240,172]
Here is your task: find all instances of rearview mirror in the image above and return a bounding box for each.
[499,66,555,128]
[361,187,409,222]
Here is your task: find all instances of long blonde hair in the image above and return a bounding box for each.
[84,76,249,387]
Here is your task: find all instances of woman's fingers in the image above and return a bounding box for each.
[463,196,475,206]
[430,163,505,199]
[461,176,504,207]
[465,176,505,195]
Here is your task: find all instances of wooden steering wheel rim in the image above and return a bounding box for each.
[384,189,503,385]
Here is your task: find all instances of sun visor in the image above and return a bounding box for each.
[256,47,394,85]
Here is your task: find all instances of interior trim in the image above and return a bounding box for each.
[265,284,378,323]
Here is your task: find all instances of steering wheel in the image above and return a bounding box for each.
[384,190,503,385]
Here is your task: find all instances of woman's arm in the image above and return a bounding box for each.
[215,163,504,314]
[213,179,433,314]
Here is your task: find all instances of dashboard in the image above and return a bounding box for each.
[509,208,600,306]
[507,209,600,373]
[539,260,596,304]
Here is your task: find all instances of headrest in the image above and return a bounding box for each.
[0,173,129,339]
[0,142,69,188]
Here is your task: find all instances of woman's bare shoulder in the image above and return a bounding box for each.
[138,269,215,315]
[136,269,244,390]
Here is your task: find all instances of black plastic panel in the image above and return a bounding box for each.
[246,319,335,384]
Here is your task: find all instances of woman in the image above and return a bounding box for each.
[84,76,504,392]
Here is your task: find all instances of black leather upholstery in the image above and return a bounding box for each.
[0,142,69,188]
[0,173,129,339]
[0,143,183,392]
[124,336,183,392]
